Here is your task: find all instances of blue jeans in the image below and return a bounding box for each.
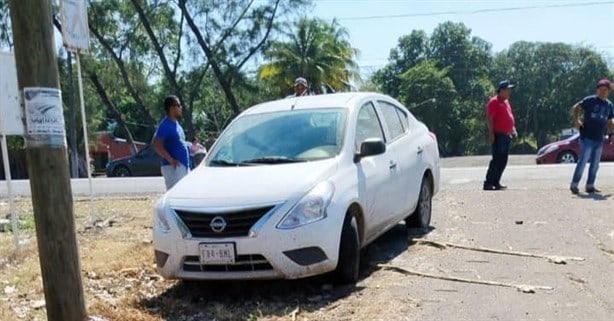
[571,138,603,187]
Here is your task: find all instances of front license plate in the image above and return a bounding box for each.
[199,243,235,265]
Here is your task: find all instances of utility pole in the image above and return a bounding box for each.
[8,1,87,320]
[67,51,79,178]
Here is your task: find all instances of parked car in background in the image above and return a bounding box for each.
[91,132,149,175]
[153,92,440,284]
[106,145,161,177]
[536,134,614,164]
[106,144,207,177]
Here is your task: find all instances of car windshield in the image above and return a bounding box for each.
[208,108,347,166]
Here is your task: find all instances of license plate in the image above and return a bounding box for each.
[199,243,235,265]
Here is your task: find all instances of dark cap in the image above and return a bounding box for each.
[596,78,611,89]
[496,80,515,92]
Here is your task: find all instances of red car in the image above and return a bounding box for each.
[536,134,614,164]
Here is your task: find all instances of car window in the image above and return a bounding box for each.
[139,147,155,157]
[395,106,410,131]
[355,102,385,150]
[377,101,405,141]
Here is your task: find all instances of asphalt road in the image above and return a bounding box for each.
[1,158,613,197]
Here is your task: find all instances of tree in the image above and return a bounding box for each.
[373,30,429,97]
[259,17,360,95]
[490,42,611,147]
[178,0,309,117]
[372,22,493,155]
[398,60,458,155]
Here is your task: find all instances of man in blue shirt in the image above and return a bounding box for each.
[153,95,190,190]
[570,79,614,194]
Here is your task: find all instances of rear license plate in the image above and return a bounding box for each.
[199,243,235,265]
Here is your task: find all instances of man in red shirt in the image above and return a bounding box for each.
[484,80,517,191]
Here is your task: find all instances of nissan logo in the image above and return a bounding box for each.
[210,216,227,233]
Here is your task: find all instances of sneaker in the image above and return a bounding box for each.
[586,187,601,194]
[495,184,508,190]
[570,186,579,194]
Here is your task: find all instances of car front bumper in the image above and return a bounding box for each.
[153,202,346,280]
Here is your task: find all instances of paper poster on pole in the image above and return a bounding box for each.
[0,52,25,136]
[61,0,90,54]
[24,88,65,136]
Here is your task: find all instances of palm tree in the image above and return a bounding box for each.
[259,18,360,95]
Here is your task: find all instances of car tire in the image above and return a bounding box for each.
[335,212,360,284]
[557,151,577,164]
[113,165,131,177]
[406,176,432,229]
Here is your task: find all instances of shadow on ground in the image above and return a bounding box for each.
[139,224,432,320]
[577,193,612,201]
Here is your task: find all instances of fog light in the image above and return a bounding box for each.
[155,250,169,268]
[283,247,328,266]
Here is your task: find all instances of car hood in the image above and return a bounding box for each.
[537,136,577,156]
[165,159,339,207]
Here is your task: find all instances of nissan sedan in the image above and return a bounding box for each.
[153,92,440,283]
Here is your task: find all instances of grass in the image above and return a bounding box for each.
[0,197,411,321]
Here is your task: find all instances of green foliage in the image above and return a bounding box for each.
[490,42,611,147]
[372,21,612,156]
[259,17,360,96]
[375,22,493,155]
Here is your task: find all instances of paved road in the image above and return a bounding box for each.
[2,162,613,197]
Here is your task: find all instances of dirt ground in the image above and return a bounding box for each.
[0,181,613,320]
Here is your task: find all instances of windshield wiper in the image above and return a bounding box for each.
[240,156,306,165]
[209,159,247,167]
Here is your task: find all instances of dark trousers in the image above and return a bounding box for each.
[485,133,511,185]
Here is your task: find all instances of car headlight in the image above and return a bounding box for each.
[277,181,335,229]
[154,198,171,233]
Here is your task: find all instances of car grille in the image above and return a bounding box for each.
[182,254,273,272]
[174,206,274,238]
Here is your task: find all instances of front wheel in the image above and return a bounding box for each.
[113,165,131,177]
[406,177,432,229]
[557,151,577,164]
[335,214,360,284]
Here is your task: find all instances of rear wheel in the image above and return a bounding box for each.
[557,151,577,164]
[406,177,432,229]
[335,212,360,284]
[113,165,131,177]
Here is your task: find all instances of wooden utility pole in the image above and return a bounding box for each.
[8,1,87,320]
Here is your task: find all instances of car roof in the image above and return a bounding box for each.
[241,92,395,116]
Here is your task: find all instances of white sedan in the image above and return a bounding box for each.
[153,92,440,283]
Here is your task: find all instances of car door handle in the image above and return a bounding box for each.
[417,146,424,155]
[389,161,397,169]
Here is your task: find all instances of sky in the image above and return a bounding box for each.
[311,0,614,76]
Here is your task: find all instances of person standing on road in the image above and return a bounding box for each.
[484,80,517,191]
[152,95,190,190]
[569,79,614,194]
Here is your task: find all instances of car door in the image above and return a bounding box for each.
[132,147,159,176]
[602,135,614,161]
[375,100,423,223]
[353,101,396,240]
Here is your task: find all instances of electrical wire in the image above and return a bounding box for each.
[335,1,614,21]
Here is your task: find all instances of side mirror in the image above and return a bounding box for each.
[354,138,386,162]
